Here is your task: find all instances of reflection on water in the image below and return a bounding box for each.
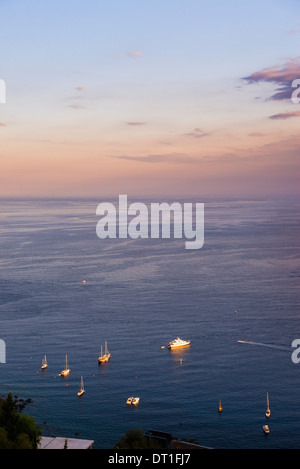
[169,346,191,364]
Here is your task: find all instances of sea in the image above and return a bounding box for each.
[0,195,299,449]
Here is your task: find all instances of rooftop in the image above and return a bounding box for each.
[39,436,94,450]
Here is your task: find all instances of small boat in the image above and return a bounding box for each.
[265,392,271,418]
[218,399,223,413]
[263,425,270,434]
[127,396,140,405]
[60,355,70,376]
[77,376,85,397]
[168,337,190,349]
[41,355,48,370]
[98,342,111,364]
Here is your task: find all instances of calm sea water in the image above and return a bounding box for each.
[0,196,299,449]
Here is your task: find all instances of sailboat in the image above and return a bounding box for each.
[77,376,85,397]
[265,392,271,418]
[218,399,223,413]
[60,355,70,376]
[41,355,48,370]
[98,342,111,364]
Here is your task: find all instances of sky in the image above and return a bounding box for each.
[0,0,300,198]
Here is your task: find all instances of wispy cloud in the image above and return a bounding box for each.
[269,110,300,120]
[243,58,300,100]
[126,122,145,126]
[113,135,300,170]
[0,122,6,127]
[184,127,211,138]
[113,51,143,59]
[113,153,197,164]
[248,132,266,137]
[287,29,300,35]
[68,104,85,109]
[128,51,143,58]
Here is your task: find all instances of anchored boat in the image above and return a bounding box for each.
[98,341,111,364]
[60,355,70,376]
[77,376,85,397]
[263,425,270,434]
[127,396,140,406]
[168,337,190,349]
[41,355,48,370]
[218,399,223,413]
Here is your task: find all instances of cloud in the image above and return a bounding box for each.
[113,51,143,59]
[248,132,266,137]
[0,122,6,127]
[112,136,300,175]
[269,110,300,120]
[126,122,145,126]
[287,29,300,35]
[113,153,197,164]
[198,135,300,166]
[76,86,85,91]
[184,127,210,138]
[128,51,143,58]
[68,104,85,109]
[243,58,300,100]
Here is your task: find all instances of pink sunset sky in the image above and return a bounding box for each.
[0,0,300,198]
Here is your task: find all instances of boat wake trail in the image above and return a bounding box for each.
[237,340,291,352]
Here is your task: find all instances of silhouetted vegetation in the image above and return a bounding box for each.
[0,392,41,449]
[115,429,168,449]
